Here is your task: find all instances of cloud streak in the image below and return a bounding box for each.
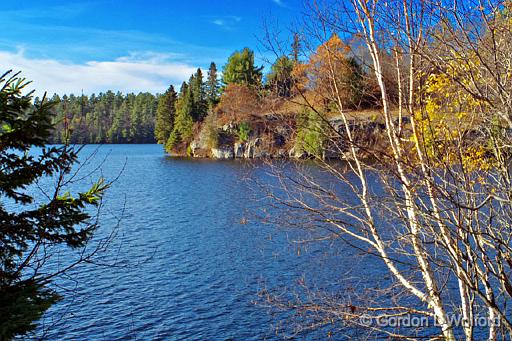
[0,50,197,96]
[210,16,242,30]
[212,19,226,26]
[0,15,232,67]
[272,0,286,7]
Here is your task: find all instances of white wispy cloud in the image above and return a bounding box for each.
[0,17,231,67]
[0,49,197,96]
[210,16,242,30]
[212,19,226,27]
[272,0,286,7]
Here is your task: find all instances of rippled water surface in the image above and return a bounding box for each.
[34,144,370,340]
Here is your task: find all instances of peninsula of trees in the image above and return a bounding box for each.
[153,39,384,159]
[49,39,384,159]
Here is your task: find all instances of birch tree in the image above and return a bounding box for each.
[262,0,512,339]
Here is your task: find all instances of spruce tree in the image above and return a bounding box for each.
[0,71,109,339]
[166,82,194,152]
[206,62,220,107]
[154,85,177,144]
[189,69,207,121]
[222,48,263,88]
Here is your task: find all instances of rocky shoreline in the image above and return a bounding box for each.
[178,113,392,160]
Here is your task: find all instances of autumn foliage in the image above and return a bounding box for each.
[216,84,262,124]
[293,34,376,110]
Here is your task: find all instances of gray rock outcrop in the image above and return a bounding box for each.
[233,142,244,158]
[211,146,234,159]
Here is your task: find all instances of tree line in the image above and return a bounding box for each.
[50,41,371,149]
[48,91,158,144]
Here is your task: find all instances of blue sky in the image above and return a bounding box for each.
[0,0,301,95]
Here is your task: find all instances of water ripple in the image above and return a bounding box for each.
[35,145,373,340]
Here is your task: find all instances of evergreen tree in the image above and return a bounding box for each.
[0,71,108,339]
[206,62,220,107]
[295,108,327,158]
[166,82,194,152]
[190,69,207,121]
[266,55,295,97]
[292,33,300,63]
[50,91,158,144]
[178,81,188,97]
[222,48,263,88]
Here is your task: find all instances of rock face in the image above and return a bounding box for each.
[231,138,263,158]
[244,138,261,158]
[233,143,244,158]
[189,140,201,156]
[182,115,389,159]
[222,122,237,133]
[189,128,212,157]
[211,146,234,159]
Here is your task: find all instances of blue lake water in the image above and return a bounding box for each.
[33,144,377,340]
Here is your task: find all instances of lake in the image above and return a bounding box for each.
[34,144,376,340]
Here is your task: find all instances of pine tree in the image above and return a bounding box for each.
[206,62,220,107]
[189,69,207,121]
[0,71,109,339]
[154,85,177,144]
[222,48,263,88]
[166,82,194,152]
[266,55,295,97]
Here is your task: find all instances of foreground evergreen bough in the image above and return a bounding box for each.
[0,71,111,339]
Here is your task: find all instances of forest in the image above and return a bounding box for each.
[48,91,158,144]
[152,36,383,158]
[48,37,379,153]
